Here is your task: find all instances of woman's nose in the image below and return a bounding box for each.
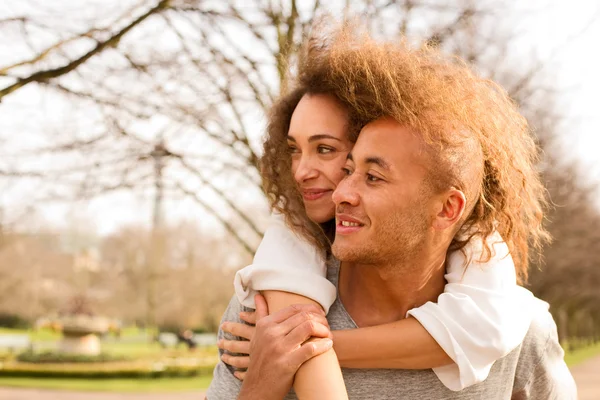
[294,156,319,183]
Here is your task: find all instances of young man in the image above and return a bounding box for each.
[207,25,577,399]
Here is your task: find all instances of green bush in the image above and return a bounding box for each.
[17,351,129,364]
[0,313,30,329]
[0,361,215,379]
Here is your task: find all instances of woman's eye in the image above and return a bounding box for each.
[367,174,380,182]
[317,146,334,154]
[342,167,352,175]
[287,146,299,154]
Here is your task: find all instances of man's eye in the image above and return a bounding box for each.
[317,146,334,154]
[367,174,380,182]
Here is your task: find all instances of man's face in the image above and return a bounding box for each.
[331,118,436,265]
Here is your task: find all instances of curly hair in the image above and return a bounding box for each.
[262,23,549,283]
[260,58,362,259]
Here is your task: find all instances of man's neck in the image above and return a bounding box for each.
[338,250,447,328]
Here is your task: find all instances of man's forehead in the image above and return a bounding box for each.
[352,119,425,166]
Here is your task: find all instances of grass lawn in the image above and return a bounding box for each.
[3,326,597,393]
[1,327,217,392]
[0,327,60,342]
[0,327,219,360]
[564,341,600,367]
[0,375,212,392]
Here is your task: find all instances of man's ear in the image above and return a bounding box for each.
[432,189,466,231]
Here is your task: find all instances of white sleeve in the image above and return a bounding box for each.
[407,230,535,391]
[233,213,337,313]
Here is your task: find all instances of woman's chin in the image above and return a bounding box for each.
[307,209,336,224]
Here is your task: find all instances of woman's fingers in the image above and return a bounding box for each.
[239,310,257,325]
[217,338,251,355]
[221,321,255,340]
[221,353,250,369]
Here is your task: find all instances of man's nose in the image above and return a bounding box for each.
[294,155,318,183]
[332,175,360,206]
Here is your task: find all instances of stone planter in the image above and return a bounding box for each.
[59,315,109,356]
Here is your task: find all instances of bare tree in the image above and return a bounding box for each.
[0,0,516,253]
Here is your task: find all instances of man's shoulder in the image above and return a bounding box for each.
[512,297,576,399]
[206,295,248,400]
[520,298,558,357]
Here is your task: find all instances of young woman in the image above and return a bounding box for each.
[217,58,535,397]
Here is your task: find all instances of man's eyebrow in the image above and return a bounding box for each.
[365,156,391,170]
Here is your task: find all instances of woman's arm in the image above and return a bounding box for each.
[231,214,530,391]
[262,290,348,400]
[333,317,452,369]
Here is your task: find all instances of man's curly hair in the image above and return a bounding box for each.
[262,23,549,283]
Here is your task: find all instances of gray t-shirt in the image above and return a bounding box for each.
[207,262,577,399]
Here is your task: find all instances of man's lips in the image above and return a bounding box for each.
[302,188,331,201]
[336,214,365,235]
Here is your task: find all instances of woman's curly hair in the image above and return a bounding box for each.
[260,49,362,259]
[262,23,549,283]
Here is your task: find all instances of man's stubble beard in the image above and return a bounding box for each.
[332,201,430,268]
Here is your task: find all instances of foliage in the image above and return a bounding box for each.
[0,313,30,329]
[564,341,600,367]
[16,350,129,364]
[0,360,214,379]
[0,375,212,392]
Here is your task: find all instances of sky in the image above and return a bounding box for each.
[523,0,600,181]
[1,0,600,236]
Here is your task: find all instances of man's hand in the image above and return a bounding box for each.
[237,294,333,400]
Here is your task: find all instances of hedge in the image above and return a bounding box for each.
[0,360,215,379]
[17,351,129,364]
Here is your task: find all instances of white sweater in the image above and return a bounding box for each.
[234,214,535,391]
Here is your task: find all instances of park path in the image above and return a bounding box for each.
[0,387,206,400]
[571,354,600,400]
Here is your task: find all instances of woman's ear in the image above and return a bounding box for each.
[432,189,466,231]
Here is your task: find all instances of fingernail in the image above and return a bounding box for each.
[320,339,333,350]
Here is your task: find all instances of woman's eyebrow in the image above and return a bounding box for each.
[309,134,342,142]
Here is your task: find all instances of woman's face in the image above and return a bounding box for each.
[287,93,353,223]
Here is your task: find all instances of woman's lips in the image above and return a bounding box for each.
[302,189,331,201]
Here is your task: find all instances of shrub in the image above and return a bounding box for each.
[16,351,129,364]
[0,313,30,329]
[0,360,215,379]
